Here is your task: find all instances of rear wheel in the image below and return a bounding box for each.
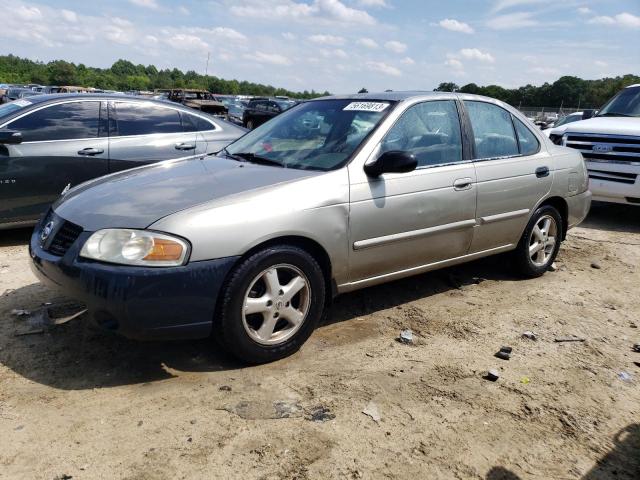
[513,205,563,278]
[215,245,326,364]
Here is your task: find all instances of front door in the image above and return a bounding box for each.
[0,100,108,223]
[347,99,477,285]
[463,100,553,253]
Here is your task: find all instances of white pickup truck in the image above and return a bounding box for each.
[549,84,640,205]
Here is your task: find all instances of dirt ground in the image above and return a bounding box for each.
[0,202,639,480]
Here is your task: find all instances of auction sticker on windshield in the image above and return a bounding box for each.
[343,102,390,112]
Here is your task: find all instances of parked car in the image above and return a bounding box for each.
[227,99,249,125]
[0,94,245,228]
[552,84,640,205]
[29,92,591,363]
[157,89,227,117]
[4,87,32,102]
[542,112,584,137]
[242,97,296,129]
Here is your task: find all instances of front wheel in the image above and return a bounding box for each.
[215,245,326,364]
[513,205,563,278]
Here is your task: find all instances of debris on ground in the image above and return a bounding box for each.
[10,309,30,317]
[549,262,559,272]
[520,377,530,384]
[398,329,413,344]
[362,401,381,423]
[484,369,500,382]
[307,406,335,423]
[554,336,586,343]
[522,331,538,341]
[13,302,87,336]
[495,350,511,361]
[591,262,602,269]
[219,385,232,391]
[223,400,303,420]
[618,372,632,382]
[632,343,640,353]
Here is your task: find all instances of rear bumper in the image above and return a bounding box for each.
[29,226,239,340]
[566,190,592,230]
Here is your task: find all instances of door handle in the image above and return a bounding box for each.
[536,166,550,178]
[175,143,196,151]
[77,147,104,156]
[453,177,473,191]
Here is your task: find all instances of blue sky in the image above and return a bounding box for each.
[1,0,638,93]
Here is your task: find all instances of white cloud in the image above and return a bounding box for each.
[282,32,296,40]
[588,12,640,28]
[14,5,42,21]
[366,61,401,76]
[244,51,292,66]
[577,7,591,15]
[309,34,345,45]
[529,66,559,75]
[129,0,160,10]
[438,18,474,34]
[166,34,209,51]
[320,48,348,59]
[594,60,608,67]
[178,5,190,15]
[231,0,376,25]
[357,37,378,48]
[400,57,415,65]
[491,0,545,13]
[458,48,495,63]
[384,40,407,53]
[356,0,388,7]
[445,58,464,70]
[60,9,77,22]
[487,12,538,29]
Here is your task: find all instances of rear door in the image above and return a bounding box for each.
[0,100,108,223]
[464,100,552,253]
[107,101,198,173]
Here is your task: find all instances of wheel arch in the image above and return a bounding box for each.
[537,196,569,240]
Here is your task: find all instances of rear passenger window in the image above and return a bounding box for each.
[513,117,540,156]
[9,101,101,142]
[380,100,463,167]
[115,103,183,136]
[181,112,216,132]
[465,101,519,159]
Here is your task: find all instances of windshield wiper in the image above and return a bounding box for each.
[233,152,286,168]
[597,112,636,117]
[220,147,246,162]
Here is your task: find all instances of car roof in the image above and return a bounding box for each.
[312,91,497,103]
[11,93,194,109]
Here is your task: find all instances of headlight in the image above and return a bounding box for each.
[80,229,189,267]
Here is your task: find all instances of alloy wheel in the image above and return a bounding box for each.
[528,215,558,267]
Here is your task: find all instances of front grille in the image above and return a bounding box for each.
[588,169,638,185]
[565,133,640,164]
[47,220,83,256]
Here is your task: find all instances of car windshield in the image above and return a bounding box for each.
[275,100,296,110]
[0,100,29,119]
[597,86,640,117]
[223,99,393,171]
[554,114,580,127]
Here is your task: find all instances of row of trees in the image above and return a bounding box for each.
[434,74,640,109]
[2,54,637,107]
[0,55,330,99]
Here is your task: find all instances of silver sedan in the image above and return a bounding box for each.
[30,92,591,363]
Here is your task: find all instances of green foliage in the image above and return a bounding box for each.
[434,82,459,92]
[0,54,330,99]
[457,74,640,108]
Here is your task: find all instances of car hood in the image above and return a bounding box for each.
[553,116,640,136]
[53,156,318,231]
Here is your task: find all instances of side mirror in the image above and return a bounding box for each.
[364,150,417,177]
[582,109,595,120]
[0,130,22,145]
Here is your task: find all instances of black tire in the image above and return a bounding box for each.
[513,205,563,278]
[246,119,254,130]
[214,245,326,364]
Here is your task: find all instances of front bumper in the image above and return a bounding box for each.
[586,160,640,205]
[29,220,239,340]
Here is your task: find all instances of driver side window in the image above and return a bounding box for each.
[380,100,463,167]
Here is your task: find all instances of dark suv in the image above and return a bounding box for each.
[242,97,296,129]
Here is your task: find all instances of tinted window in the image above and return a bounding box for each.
[466,101,519,159]
[380,100,463,167]
[181,112,216,132]
[115,102,183,136]
[513,117,539,156]
[8,101,100,142]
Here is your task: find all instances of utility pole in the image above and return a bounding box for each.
[205,52,210,77]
